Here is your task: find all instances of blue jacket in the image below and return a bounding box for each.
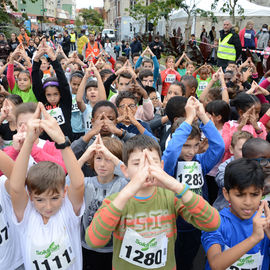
[117,120,156,141]
[162,120,225,231]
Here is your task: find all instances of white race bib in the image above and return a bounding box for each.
[244,33,252,39]
[119,228,168,269]
[31,232,75,270]
[165,74,176,83]
[225,246,263,270]
[176,161,204,189]
[198,81,208,91]
[71,97,79,113]
[0,204,9,248]
[47,107,65,126]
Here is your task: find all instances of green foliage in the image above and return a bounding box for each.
[211,0,245,23]
[79,8,104,27]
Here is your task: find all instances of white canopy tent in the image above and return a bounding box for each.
[156,0,270,36]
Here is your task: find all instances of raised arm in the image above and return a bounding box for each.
[9,104,43,222]
[40,104,84,215]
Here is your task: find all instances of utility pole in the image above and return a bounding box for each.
[41,0,47,33]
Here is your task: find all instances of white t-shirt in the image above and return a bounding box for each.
[0,176,23,269]
[12,195,85,270]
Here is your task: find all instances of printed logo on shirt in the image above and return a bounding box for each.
[35,241,60,258]
[135,238,157,251]
[237,255,254,266]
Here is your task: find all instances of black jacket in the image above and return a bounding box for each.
[149,41,164,59]
[32,59,73,141]
[62,35,71,52]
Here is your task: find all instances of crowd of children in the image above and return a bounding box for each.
[0,31,269,270]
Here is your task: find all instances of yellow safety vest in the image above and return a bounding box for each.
[70,33,76,43]
[217,33,236,61]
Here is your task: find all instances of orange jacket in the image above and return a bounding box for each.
[84,41,102,59]
[17,33,30,46]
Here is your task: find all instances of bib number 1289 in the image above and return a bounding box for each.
[124,245,162,266]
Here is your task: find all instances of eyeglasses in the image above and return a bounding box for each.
[150,97,159,101]
[142,79,154,83]
[254,158,270,167]
[118,104,136,109]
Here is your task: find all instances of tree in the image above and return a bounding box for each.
[79,8,104,28]
[211,0,245,25]
[128,0,216,47]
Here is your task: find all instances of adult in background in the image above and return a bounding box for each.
[62,30,71,56]
[217,20,242,70]
[0,33,10,61]
[70,29,76,51]
[77,29,89,55]
[8,33,19,52]
[256,24,270,57]
[209,26,216,43]
[130,36,142,56]
[83,32,102,60]
[149,36,164,59]
[17,27,30,46]
[239,21,257,61]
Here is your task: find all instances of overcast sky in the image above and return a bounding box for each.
[76,0,103,9]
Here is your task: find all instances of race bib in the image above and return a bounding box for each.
[47,107,65,126]
[71,97,79,113]
[225,246,263,270]
[198,81,208,91]
[119,228,168,269]
[244,33,252,39]
[165,74,176,83]
[0,204,9,247]
[31,232,75,270]
[176,161,204,189]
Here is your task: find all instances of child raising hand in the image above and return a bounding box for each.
[9,102,85,269]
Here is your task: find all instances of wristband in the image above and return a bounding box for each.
[175,184,190,199]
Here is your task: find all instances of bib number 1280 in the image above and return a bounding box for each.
[32,248,71,270]
[124,245,162,266]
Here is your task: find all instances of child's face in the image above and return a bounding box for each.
[92,106,117,136]
[149,92,160,108]
[17,73,31,91]
[141,76,154,87]
[230,138,247,160]
[118,98,137,123]
[180,137,200,161]
[60,59,67,71]
[16,112,34,132]
[142,62,153,70]
[186,64,195,73]
[125,148,161,180]
[70,76,82,94]
[40,58,49,71]
[223,185,262,220]
[45,86,61,106]
[167,85,183,101]
[94,153,115,179]
[30,188,65,221]
[166,58,174,69]
[29,40,34,47]
[118,77,131,91]
[133,56,139,64]
[86,86,99,104]
[200,70,208,80]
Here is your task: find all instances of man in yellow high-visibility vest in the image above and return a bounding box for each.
[217,20,242,69]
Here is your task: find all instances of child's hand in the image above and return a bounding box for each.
[102,114,121,136]
[185,96,197,124]
[39,103,66,144]
[1,99,12,120]
[196,100,210,124]
[25,103,43,144]
[12,132,26,151]
[91,113,105,135]
[252,201,270,242]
